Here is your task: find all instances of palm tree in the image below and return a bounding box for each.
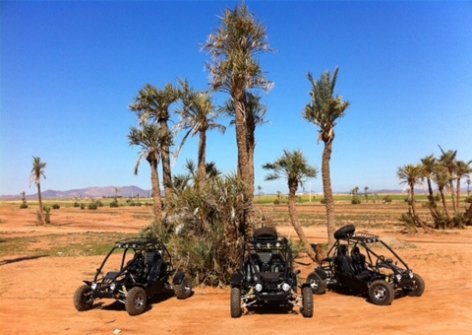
[176,80,225,191]
[438,148,458,213]
[398,164,427,229]
[364,186,369,202]
[455,160,472,209]
[130,83,179,203]
[304,68,350,244]
[128,123,163,223]
[205,4,272,227]
[420,155,436,205]
[263,150,318,261]
[30,156,46,224]
[432,164,451,220]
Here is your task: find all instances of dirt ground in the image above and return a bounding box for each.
[1,204,471,334]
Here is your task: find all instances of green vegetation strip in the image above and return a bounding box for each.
[0,232,135,258]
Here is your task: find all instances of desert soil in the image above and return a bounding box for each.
[0,204,471,334]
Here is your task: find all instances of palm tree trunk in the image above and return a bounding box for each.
[449,181,457,214]
[456,177,462,212]
[37,183,45,224]
[159,121,173,204]
[197,130,207,192]
[322,140,336,245]
[234,96,252,231]
[410,184,417,217]
[439,187,450,220]
[427,178,435,205]
[288,184,318,261]
[149,159,163,224]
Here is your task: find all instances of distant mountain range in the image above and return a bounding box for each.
[0,186,151,200]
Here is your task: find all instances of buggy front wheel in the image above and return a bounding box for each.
[307,272,326,295]
[73,285,94,311]
[175,277,193,299]
[368,280,394,305]
[407,273,425,297]
[230,287,242,318]
[125,287,147,316]
[301,286,314,318]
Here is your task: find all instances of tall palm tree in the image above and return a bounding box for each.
[455,160,472,209]
[30,156,46,224]
[398,164,422,217]
[364,186,369,202]
[432,164,451,220]
[467,177,471,197]
[304,68,350,244]
[438,148,458,213]
[420,155,437,205]
[263,150,318,261]
[130,83,179,203]
[128,123,163,223]
[176,80,225,191]
[205,4,272,227]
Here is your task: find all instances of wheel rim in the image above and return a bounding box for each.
[134,294,145,309]
[373,286,387,300]
[309,279,319,290]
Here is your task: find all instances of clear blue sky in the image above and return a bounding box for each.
[1,1,471,196]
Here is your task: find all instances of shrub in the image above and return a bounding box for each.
[351,198,361,205]
[73,202,80,208]
[129,201,136,207]
[110,200,119,208]
[273,199,280,205]
[52,204,60,210]
[80,203,85,210]
[320,198,327,204]
[465,196,472,204]
[20,203,28,209]
[383,195,392,204]
[96,200,104,207]
[88,202,98,210]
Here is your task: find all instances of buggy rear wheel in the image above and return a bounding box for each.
[368,280,394,305]
[407,273,425,297]
[301,286,314,317]
[175,276,193,299]
[73,285,94,311]
[125,287,147,316]
[307,272,327,295]
[230,287,242,318]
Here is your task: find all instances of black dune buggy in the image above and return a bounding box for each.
[307,225,425,305]
[230,227,313,318]
[73,238,192,316]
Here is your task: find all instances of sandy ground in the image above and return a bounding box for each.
[1,205,472,334]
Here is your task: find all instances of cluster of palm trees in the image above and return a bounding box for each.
[398,148,471,230]
[128,4,351,262]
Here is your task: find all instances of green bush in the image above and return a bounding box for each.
[465,196,472,204]
[351,198,361,205]
[273,199,280,205]
[80,203,85,210]
[320,198,327,204]
[88,203,98,210]
[20,203,28,209]
[96,200,104,207]
[52,204,60,210]
[110,200,119,208]
[383,195,392,204]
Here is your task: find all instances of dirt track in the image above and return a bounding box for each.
[1,205,471,334]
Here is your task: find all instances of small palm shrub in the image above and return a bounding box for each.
[20,203,28,209]
[73,202,80,208]
[80,203,85,210]
[88,202,98,210]
[351,197,361,205]
[52,204,60,210]
[109,200,119,208]
[320,198,327,204]
[383,195,392,204]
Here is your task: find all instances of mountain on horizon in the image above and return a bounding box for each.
[0,186,151,200]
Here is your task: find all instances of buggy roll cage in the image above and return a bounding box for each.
[325,231,410,271]
[94,237,174,282]
[240,237,294,276]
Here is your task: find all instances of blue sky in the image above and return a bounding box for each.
[1,1,471,196]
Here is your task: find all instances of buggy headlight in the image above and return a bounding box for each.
[395,274,402,282]
[91,282,97,290]
[409,271,413,279]
[282,283,291,292]
[110,283,116,291]
[255,283,263,292]
[276,242,281,248]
